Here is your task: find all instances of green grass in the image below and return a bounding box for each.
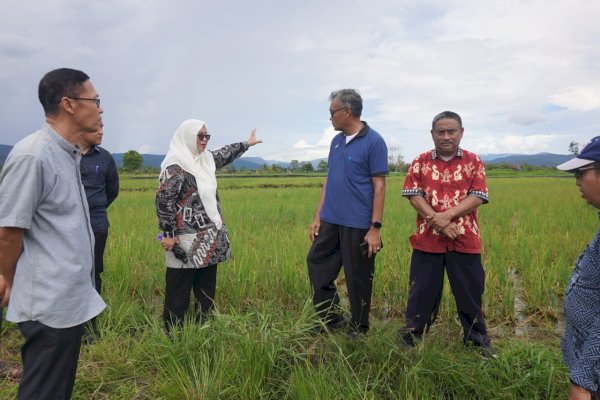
[1,174,589,398]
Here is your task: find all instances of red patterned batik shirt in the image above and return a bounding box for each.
[402,148,489,254]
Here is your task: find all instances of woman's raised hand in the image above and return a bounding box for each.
[247,128,262,146]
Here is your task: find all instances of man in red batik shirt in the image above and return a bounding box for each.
[400,111,497,359]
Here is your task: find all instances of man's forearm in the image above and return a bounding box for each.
[444,195,484,220]
[371,176,386,223]
[409,195,436,220]
[426,195,484,231]
[0,227,24,284]
[313,178,327,219]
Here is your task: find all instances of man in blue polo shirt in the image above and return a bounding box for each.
[307,88,388,338]
[79,124,119,342]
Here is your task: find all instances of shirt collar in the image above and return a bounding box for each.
[431,147,462,160]
[44,123,80,157]
[339,121,369,139]
[356,121,369,137]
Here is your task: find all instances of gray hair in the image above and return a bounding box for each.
[431,111,462,130]
[329,88,363,117]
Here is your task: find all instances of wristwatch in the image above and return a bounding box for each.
[372,221,382,229]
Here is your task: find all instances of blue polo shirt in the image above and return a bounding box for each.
[320,122,388,229]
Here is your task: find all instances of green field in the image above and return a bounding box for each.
[1,174,593,399]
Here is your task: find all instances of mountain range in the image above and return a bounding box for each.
[0,144,573,170]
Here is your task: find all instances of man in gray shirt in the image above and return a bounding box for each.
[0,68,106,399]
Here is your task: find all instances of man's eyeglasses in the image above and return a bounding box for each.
[197,133,211,141]
[574,165,600,179]
[329,106,348,117]
[67,97,101,108]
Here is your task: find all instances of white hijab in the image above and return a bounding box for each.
[160,119,222,229]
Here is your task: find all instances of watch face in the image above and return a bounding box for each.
[372,222,382,229]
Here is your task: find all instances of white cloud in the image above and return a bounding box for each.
[508,115,547,126]
[464,134,561,155]
[548,87,600,111]
[278,127,337,161]
[1,0,600,163]
[137,144,155,154]
[317,127,337,146]
[293,140,311,149]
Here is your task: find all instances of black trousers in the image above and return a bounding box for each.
[93,230,109,294]
[17,321,84,400]
[85,230,108,338]
[307,220,375,330]
[402,250,490,346]
[163,265,217,333]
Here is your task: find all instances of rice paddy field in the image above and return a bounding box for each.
[0,173,595,399]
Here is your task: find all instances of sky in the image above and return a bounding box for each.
[1,0,599,163]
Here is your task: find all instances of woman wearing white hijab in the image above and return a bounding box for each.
[156,119,261,333]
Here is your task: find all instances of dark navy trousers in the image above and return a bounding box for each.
[402,249,490,346]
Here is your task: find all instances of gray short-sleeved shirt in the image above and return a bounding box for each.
[0,124,106,328]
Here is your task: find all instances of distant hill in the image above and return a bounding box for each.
[0,144,573,170]
[479,153,517,162]
[110,154,290,170]
[485,152,572,167]
[109,152,571,169]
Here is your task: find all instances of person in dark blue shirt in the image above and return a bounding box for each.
[79,124,119,341]
[557,136,600,400]
[307,89,387,338]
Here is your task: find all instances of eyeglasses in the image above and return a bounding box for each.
[432,129,459,136]
[197,133,211,141]
[67,97,101,108]
[329,106,348,117]
[574,165,600,179]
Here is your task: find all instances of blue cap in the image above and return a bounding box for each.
[557,136,600,171]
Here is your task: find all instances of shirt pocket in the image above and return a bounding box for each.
[344,154,370,183]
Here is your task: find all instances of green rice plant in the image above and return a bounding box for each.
[0,174,586,398]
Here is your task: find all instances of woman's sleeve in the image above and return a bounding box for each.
[155,166,183,237]
[211,142,250,169]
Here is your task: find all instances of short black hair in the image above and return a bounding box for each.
[38,68,90,116]
[330,88,363,117]
[432,111,462,130]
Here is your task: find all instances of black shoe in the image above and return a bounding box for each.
[82,330,100,345]
[464,340,498,359]
[346,330,361,340]
[346,323,368,340]
[310,316,346,334]
[480,346,498,359]
[326,317,346,331]
[399,331,421,347]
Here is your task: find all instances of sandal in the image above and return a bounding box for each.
[0,361,22,380]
